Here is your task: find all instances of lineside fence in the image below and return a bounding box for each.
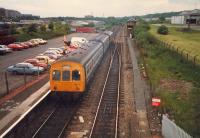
[0,70,48,97]
[155,39,200,66]
[162,115,192,138]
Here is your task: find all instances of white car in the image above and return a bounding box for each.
[48,48,64,54]
[44,50,62,58]
[36,38,47,45]
[71,37,88,44]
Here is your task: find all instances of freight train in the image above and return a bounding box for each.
[50,31,113,93]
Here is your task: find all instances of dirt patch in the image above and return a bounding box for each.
[159,79,193,97]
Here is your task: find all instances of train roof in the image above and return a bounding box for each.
[55,31,113,65]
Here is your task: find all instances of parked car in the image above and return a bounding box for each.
[48,48,64,54]
[7,63,44,75]
[35,55,55,65]
[43,50,62,58]
[7,44,24,50]
[36,38,47,45]
[24,59,48,70]
[41,53,58,60]
[14,42,29,49]
[23,41,35,48]
[0,45,12,54]
[29,39,39,46]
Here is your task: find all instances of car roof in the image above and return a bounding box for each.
[25,58,38,61]
[16,63,32,66]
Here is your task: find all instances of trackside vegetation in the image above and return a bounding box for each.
[133,21,200,137]
[15,22,70,42]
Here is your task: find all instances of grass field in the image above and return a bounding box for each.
[144,43,200,137]
[150,25,200,56]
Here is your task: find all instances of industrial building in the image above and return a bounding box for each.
[171,9,200,25]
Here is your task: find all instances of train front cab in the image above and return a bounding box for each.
[50,61,86,93]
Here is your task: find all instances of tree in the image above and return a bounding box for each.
[48,22,54,30]
[40,25,46,32]
[28,24,37,33]
[159,16,166,23]
[10,24,18,34]
[65,24,70,34]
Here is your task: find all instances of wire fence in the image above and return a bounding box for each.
[155,39,200,66]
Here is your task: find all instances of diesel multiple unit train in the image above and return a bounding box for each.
[50,31,113,93]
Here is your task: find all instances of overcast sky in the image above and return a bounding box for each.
[0,0,200,17]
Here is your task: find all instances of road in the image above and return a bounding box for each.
[0,33,97,71]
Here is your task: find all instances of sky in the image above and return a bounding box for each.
[0,0,200,17]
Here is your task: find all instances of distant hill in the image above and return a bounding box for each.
[142,11,181,18]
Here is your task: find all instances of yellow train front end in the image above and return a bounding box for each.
[50,61,86,93]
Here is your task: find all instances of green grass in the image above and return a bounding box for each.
[144,44,200,137]
[150,25,200,56]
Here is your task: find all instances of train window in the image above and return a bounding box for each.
[62,70,70,81]
[52,70,60,81]
[72,70,80,81]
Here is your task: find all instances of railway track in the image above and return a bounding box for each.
[89,46,121,138]
[32,101,78,138]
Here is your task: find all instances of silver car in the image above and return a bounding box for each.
[0,45,12,54]
[7,63,44,75]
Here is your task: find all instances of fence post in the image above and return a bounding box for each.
[23,68,27,86]
[193,55,198,67]
[186,53,189,61]
[5,72,9,94]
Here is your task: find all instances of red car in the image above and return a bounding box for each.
[7,44,23,50]
[24,59,48,70]
[14,42,29,49]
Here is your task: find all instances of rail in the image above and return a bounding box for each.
[89,46,121,138]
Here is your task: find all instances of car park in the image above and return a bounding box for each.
[7,44,24,50]
[24,59,48,70]
[6,63,44,75]
[0,45,12,54]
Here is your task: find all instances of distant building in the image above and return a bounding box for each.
[143,17,159,22]
[171,9,200,25]
[20,20,44,25]
[85,15,94,18]
[0,7,40,21]
[70,20,89,27]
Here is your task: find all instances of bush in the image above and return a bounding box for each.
[133,21,155,46]
[40,25,46,32]
[157,25,168,35]
[48,22,54,30]
[28,24,38,33]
